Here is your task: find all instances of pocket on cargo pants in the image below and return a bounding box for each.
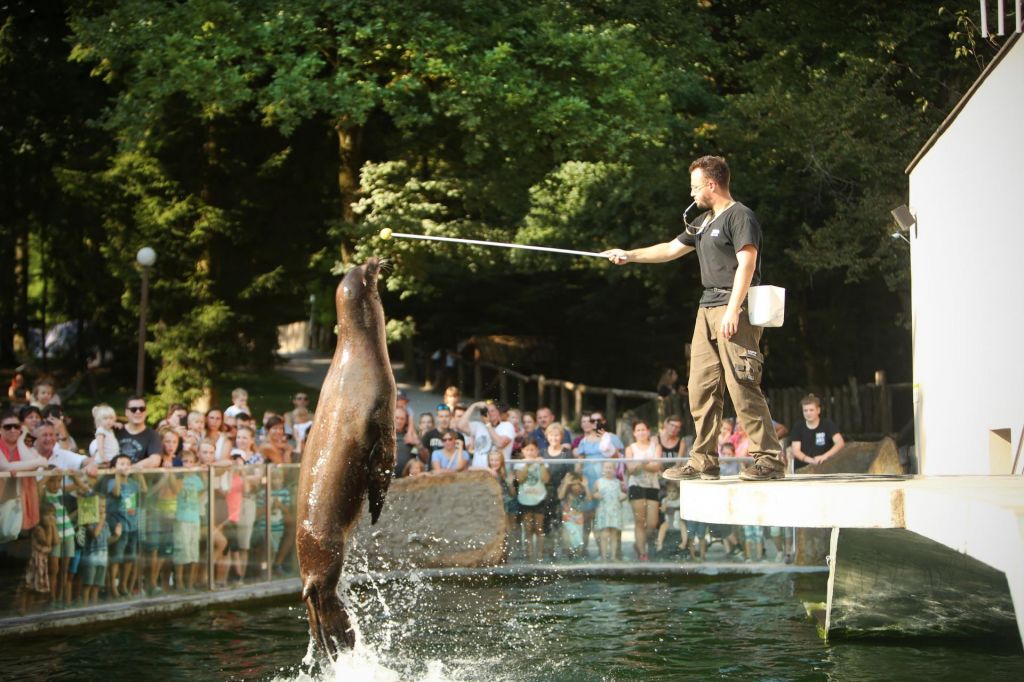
[728,343,764,385]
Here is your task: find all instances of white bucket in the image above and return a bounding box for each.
[747,285,785,327]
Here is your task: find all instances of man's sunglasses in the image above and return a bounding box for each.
[1,423,22,431]
[127,406,147,413]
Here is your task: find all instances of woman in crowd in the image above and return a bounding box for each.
[393,407,423,476]
[205,409,230,461]
[542,422,576,557]
[430,428,468,472]
[259,416,294,464]
[17,405,43,451]
[1,410,45,539]
[625,420,663,562]
[228,426,261,582]
[522,412,537,437]
[417,412,435,439]
[657,414,686,463]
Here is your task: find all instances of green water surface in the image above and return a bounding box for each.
[3,573,1021,681]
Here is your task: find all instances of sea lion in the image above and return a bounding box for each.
[296,256,396,658]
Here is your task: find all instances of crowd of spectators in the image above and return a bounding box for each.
[1,376,311,614]
[391,385,839,566]
[1,370,844,613]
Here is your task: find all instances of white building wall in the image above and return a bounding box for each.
[909,39,1024,475]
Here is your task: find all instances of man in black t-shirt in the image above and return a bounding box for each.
[117,395,162,468]
[788,393,845,469]
[604,155,785,482]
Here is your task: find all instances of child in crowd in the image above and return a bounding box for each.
[81,497,120,605]
[30,379,61,409]
[269,466,294,575]
[487,449,518,559]
[403,458,425,477]
[558,472,591,560]
[19,503,57,613]
[515,438,549,562]
[291,407,313,455]
[656,483,683,556]
[40,473,76,604]
[198,439,218,467]
[592,462,625,561]
[743,525,765,563]
[90,403,121,465]
[172,448,205,590]
[106,454,143,598]
[719,441,741,476]
[224,387,250,419]
[186,411,206,440]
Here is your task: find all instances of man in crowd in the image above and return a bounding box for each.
[531,406,572,451]
[421,403,465,469]
[788,393,845,469]
[457,400,516,467]
[32,422,94,472]
[118,396,161,468]
[603,155,785,481]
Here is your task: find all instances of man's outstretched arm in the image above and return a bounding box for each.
[602,239,693,265]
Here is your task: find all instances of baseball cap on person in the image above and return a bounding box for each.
[396,390,409,402]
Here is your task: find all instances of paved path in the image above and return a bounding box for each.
[276,350,460,420]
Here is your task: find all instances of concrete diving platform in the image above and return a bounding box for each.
[678,474,1024,646]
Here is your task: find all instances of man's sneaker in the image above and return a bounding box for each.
[739,463,786,481]
[662,464,700,481]
[662,464,720,481]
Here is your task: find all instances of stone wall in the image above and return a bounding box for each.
[349,470,507,570]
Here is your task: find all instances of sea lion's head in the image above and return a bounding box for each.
[336,257,385,329]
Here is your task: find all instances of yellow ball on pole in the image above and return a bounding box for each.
[379,228,393,241]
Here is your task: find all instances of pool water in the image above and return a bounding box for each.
[3,573,1022,681]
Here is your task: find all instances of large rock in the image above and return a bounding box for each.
[349,470,507,570]
[794,438,904,565]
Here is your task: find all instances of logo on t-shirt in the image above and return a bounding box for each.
[711,229,721,237]
[815,432,826,447]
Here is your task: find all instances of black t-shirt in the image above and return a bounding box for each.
[789,418,841,467]
[677,202,762,307]
[117,427,162,464]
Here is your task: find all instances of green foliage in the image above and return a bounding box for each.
[0,0,1005,400]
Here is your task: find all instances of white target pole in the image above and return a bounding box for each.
[378,228,606,259]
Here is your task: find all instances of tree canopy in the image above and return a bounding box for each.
[0,0,1003,402]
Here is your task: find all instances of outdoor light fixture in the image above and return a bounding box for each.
[890,204,916,243]
[136,247,156,394]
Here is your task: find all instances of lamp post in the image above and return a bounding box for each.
[135,247,156,396]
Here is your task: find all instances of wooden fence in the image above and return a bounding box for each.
[413,352,909,439]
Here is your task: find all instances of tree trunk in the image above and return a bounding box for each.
[335,119,363,266]
[14,224,30,356]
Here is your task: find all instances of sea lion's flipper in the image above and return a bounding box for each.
[303,572,355,658]
[367,437,394,525]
